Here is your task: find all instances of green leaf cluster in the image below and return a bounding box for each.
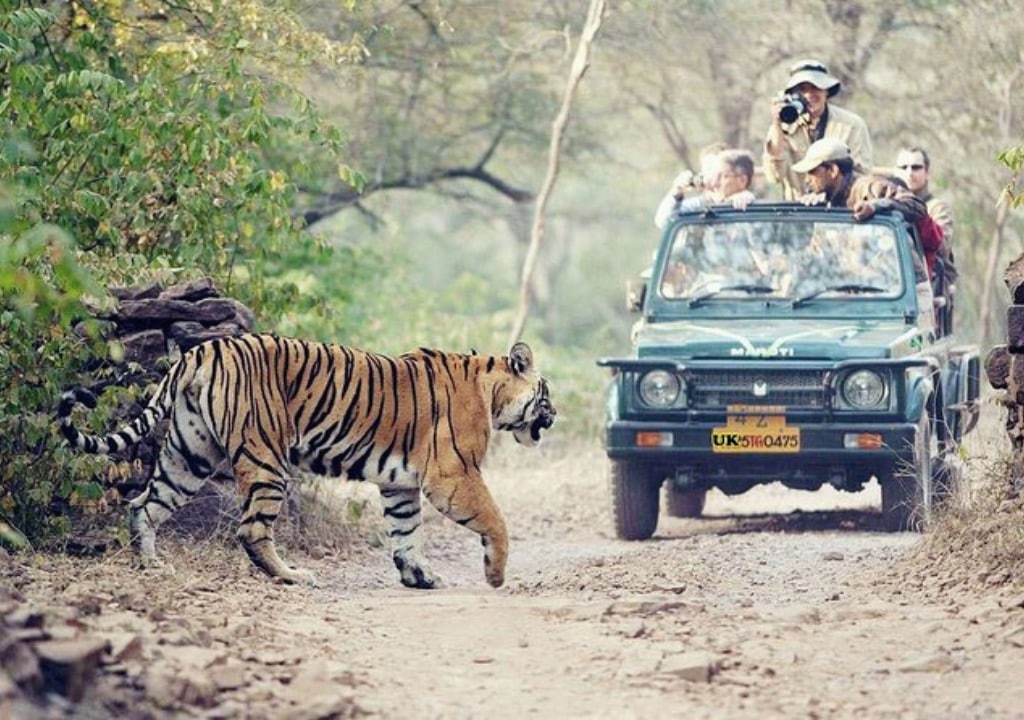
[998,146,1024,208]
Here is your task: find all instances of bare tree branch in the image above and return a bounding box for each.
[296,155,534,227]
[508,0,607,346]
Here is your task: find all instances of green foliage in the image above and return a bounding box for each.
[0,0,366,315]
[0,102,110,545]
[998,146,1024,208]
[0,324,105,544]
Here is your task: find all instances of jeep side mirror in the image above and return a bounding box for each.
[626,278,647,312]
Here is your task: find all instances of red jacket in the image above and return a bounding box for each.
[915,214,945,280]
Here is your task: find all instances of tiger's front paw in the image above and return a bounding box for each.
[276,566,319,587]
[399,566,445,590]
[485,565,505,588]
[394,552,444,589]
[482,536,507,588]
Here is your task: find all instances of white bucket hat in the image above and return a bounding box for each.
[785,59,841,97]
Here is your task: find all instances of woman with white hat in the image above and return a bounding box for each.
[762,59,873,200]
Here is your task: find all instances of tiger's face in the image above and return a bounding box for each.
[494,343,556,447]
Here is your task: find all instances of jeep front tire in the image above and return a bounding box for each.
[881,412,932,531]
[610,460,661,540]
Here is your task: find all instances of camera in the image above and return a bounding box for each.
[671,170,704,199]
[778,93,809,124]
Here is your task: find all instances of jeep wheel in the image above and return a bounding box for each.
[881,413,932,531]
[665,486,706,518]
[931,452,963,506]
[610,460,661,540]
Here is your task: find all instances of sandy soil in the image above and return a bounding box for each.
[6,433,1024,720]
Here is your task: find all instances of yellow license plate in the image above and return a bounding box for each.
[712,405,801,453]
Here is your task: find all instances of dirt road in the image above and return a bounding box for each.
[7,437,1024,719]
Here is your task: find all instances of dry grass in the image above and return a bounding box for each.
[909,439,1024,597]
[278,476,388,555]
[51,472,386,569]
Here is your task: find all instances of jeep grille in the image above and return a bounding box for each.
[689,369,827,409]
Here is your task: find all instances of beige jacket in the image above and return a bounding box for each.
[924,193,957,283]
[924,194,954,241]
[763,104,873,200]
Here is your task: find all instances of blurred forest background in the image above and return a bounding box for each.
[2,0,1023,543]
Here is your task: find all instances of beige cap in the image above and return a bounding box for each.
[791,138,852,173]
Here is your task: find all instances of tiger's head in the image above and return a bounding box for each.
[493,342,556,447]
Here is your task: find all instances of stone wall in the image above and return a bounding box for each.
[101,276,255,371]
[984,255,1024,491]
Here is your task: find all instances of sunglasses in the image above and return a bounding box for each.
[897,164,925,171]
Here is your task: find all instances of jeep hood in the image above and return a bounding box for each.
[634,318,924,360]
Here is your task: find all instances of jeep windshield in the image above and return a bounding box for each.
[657,219,904,304]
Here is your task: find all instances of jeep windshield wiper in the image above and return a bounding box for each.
[791,283,886,308]
[688,284,775,308]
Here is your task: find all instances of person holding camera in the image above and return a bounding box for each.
[763,59,873,200]
[654,142,725,228]
[717,149,758,208]
[654,146,757,228]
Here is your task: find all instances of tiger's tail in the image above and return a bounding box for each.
[58,364,183,456]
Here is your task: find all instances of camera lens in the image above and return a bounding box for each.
[778,102,802,124]
[777,94,808,124]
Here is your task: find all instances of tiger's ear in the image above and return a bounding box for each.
[509,342,533,376]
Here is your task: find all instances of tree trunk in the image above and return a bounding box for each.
[509,0,607,346]
[980,200,1009,347]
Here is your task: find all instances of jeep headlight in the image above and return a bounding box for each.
[841,369,887,409]
[638,370,685,408]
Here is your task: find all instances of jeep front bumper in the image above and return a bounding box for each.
[604,418,917,489]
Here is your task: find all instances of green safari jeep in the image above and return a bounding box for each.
[598,202,980,536]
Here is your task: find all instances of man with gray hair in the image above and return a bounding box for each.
[654,147,758,228]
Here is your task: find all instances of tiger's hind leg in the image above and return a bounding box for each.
[130,403,225,567]
[423,474,508,588]
[233,459,316,586]
[379,487,443,589]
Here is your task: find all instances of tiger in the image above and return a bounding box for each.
[58,333,556,589]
